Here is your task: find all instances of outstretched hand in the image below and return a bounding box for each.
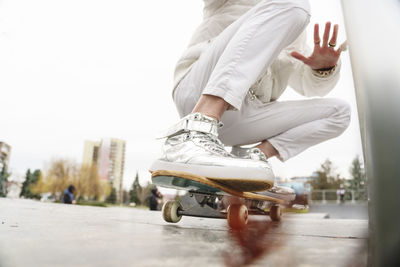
[291,22,345,70]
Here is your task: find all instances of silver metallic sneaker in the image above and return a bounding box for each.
[231,146,295,202]
[150,113,274,191]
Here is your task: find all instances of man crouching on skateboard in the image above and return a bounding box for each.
[150,0,349,192]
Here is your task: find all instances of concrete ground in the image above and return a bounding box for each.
[309,203,368,220]
[0,198,368,267]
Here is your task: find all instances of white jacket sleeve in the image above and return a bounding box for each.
[287,33,341,97]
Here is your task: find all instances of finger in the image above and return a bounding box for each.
[322,22,331,47]
[291,51,311,64]
[336,41,349,56]
[314,23,321,46]
[336,46,342,55]
[329,24,339,47]
[338,40,348,52]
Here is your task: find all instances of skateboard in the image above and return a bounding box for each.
[151,170,294,229]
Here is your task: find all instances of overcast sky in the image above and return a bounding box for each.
[0,0,363,189]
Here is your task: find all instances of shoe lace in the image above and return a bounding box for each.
[192,132,230,156]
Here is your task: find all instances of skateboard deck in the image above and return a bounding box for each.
[151,170,288,228]
[151,170,284,203]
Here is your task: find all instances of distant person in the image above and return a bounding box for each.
[337,184,345,203]
[149,187,162,210]
[62,185,76,204]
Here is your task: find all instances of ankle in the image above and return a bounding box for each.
[192,94,229,121]
[256,141,279,159]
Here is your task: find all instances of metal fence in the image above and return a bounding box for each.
[309,189,367,204]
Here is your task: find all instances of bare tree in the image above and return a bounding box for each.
[32,159,111,202]
[78,164,110,201]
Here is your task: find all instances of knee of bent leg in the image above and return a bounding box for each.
[331,98,352,131]
[258,0,311,22]
[286,0,311,14]
[282,2,311,28]
[259,0,310,12]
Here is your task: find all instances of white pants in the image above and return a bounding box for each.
[173,0,351,161]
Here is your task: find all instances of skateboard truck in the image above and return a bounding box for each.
[152,170,287,229]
